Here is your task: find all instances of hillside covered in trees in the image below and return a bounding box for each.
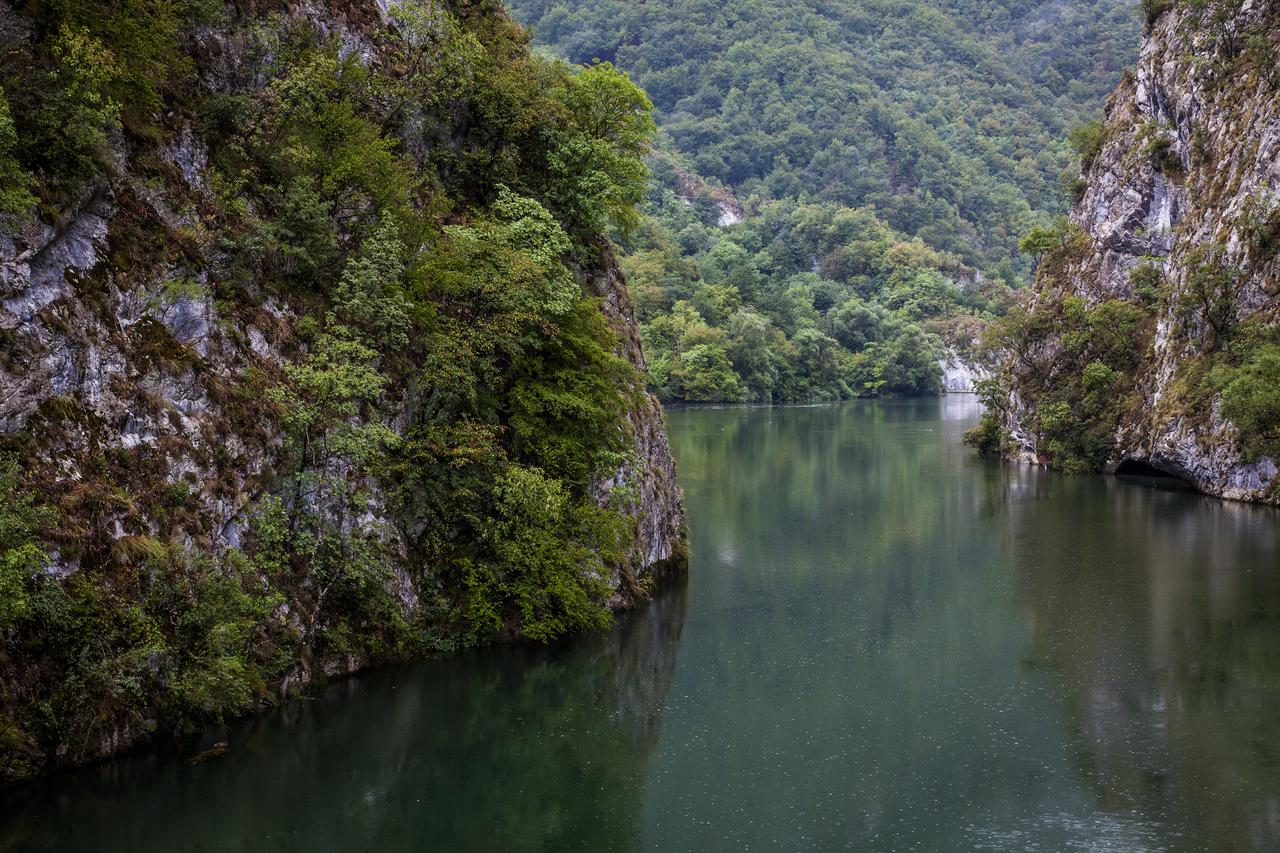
[511,0,1143,402]
[0,0,686,779]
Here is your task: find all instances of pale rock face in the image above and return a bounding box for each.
[939,347,989,393]
[716,202,744,227]
[163,125,210,191]
[1004,1,1280,502]
[2,196,113,323]
[580,251,689,603]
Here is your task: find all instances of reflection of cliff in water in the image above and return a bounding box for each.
[999,464,1280,851]
[1,579,689,853]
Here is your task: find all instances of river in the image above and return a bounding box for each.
[4,398,1280,851]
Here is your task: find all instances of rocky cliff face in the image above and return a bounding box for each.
[582,250,688,598]
[939,346,990,393]
[0,200,686,593]
[0,0,685,779]
[994,0,1280,500]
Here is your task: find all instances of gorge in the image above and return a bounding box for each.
[6,400,1280,851]
[3,0,1280,849]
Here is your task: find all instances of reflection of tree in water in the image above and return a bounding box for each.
[659,398,1077,850]
[668,398,987,650]
[0,581,689,853]
[1003,469,1280,851]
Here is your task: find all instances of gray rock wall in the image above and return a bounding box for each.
[583,249,688,603]
[1003,0,1280,501]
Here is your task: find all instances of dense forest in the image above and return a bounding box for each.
[510,0,1143,402]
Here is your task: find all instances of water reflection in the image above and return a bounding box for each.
[655,399,1280,851]
[0,579,688,852]
[6,399,1280,852]
[1002,465,1280,851]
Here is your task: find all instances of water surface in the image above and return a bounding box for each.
[5,398,1280,851]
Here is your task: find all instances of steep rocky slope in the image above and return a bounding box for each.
[0,0,685,779]
[980,0,1280,500]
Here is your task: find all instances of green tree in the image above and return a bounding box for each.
[24,26,121,192]
[271,329,397,493]
[0,456,55,631]
[537,61,656,236]
[1068,119,1108,168]
[464,466,621,642]
[828,297,888,352]
[673,342,747,401]
[727,309,777,401]
[333,219,411,350]
[0,94,35,218]
[1215,338,1280,460]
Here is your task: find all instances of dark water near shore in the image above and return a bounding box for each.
[5,398,1280,852]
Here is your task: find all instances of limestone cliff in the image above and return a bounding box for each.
[582,248,688,598]
[991,0,1280,500]
[0,0,685,779]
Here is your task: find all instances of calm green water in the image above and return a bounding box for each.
[6,398,1280,852]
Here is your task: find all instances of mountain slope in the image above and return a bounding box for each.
[505,0,1142,405]
[511,0,1142,269]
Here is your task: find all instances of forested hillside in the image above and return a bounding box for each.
[0,0,685,779]
[511,0,1143,402]
[514,0,1139,266]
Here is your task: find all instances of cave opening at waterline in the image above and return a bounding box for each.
[1115,459,1196,490]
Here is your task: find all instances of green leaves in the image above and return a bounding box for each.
[333,219,412,350]
[1068,119,1109,169]
[635,203,958,403]
[0,93,35,219]
[465,465,619,642]
[535,61,656,237]
[0,455,55,631]
[428,190,576,317]
[28,25,121,191]
[247,48,416,233]
[273,328,397,470]
[508,0,1139,268]
[999,296,1152,472]
[1178,244,1238,343]
[1211,330,1280,461]
[507,298,637,482]
[1017,216,1071,257]
[1,0,678,773]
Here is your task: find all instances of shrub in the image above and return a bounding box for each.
[21,26,122,193]
[464,466,621,642]
[1177,244,1238,344]
[0,456,55,630]
[1003,296,1152,472]
[1129,260,1165,305]
[1210,331,1280,460]
[1068,119,1108,169]
[1142,0,1173,29]
[963,414,1005,455]
[0,94,35,218]
[532,61,656,238]
[1241,191,1280,258]
[963,377,1011,456]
